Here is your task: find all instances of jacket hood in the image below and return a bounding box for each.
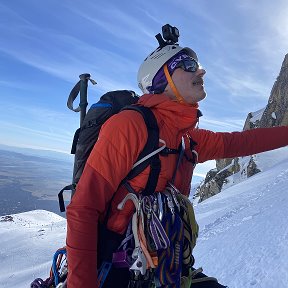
[137,93,200,133]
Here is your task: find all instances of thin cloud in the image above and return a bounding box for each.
[1,120,72,144]
[0,2,143,89]
[2,103,77,138]
[67,3,155,49]
[206,62,272,100]
[137,9,164,27]
[0,27,139,89]
[181,1,285,103]
[0,3,33,27]
[234,1,288,71]
[1,102,80,152]
[184,1,224,27]
[0,80,36,91]
[200,117,244,131]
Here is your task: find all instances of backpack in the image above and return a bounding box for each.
[71,90,140,186]
[58,88,172,212]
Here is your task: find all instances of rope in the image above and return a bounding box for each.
[154,210,184,288]
[52,248,67,286]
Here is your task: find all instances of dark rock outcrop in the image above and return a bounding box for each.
[259,54,288,127]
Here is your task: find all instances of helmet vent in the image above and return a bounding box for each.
[151,52,166,59]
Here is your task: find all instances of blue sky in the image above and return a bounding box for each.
[0,0,287,177]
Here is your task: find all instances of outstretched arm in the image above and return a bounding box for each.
[189,126,288,163]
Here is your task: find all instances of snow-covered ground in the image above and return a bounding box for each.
[0,147,287,288]
[193,147,288,288]
[0,211,66,288]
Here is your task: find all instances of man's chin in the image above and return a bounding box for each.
[198,91,207,102]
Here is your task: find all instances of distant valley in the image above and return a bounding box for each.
[0,147,73,217]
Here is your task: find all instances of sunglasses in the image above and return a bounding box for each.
[175,58,200,73]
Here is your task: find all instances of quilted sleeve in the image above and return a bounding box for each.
[189,126,288,163]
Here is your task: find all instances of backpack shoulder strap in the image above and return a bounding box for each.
[122,105,161,196]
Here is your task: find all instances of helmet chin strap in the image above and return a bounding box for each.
[163,64,186,104]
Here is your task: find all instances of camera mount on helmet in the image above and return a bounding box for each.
[155,24,180,48]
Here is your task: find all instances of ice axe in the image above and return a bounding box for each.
[58,74,96,207]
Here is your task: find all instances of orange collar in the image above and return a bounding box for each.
[138,93,200,133]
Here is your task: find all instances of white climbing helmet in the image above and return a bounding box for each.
[137,44,198,94]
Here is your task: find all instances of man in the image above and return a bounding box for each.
[66,27,288,288]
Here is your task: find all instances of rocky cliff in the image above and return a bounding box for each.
[259,54,288,128]
[195,54,288,203]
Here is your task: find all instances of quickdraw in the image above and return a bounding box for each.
[142,195,170,251]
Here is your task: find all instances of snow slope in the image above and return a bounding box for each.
[0,211,66,288]
[0,147,287,288]
[193,147,288,288]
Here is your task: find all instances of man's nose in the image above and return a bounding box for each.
[197,68,206,76]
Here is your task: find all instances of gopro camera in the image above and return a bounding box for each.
[155,24,180,48]
[162,24,179,44]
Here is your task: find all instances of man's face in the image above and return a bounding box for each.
[171,66,206,104]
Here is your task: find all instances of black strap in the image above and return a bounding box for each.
[171,138,185,184]
[122,106,161,196]
[189,137,197,151]
[142,155,161,196]
[70,128,81,155]
[58,184,76,212]
[160,147,179,155]
[67,74,96,113]
[67,80,81,112]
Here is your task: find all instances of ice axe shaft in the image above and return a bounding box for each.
[79,73,90,126]
[67,73,97,126]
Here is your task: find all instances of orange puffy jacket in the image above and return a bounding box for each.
[66,93,288,287]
